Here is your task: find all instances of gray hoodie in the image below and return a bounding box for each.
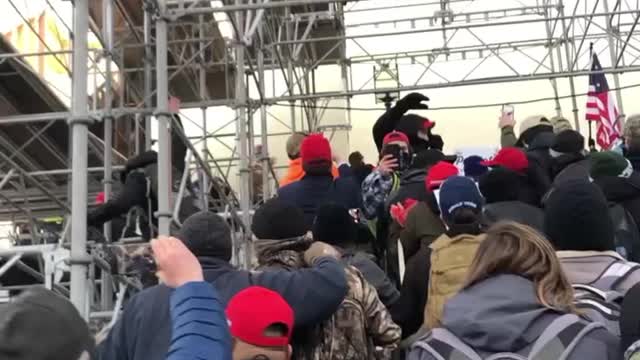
[408,274,620,360]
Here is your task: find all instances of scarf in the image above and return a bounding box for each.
[253,233,314,270]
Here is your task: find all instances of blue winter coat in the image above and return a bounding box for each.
[166,282,231,360]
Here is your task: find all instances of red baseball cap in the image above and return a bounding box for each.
[226,286,294,348]
[426,161,459,191]
[423,119,436,130]
[383,131,410,145]
[481,147,529,173]
[300,133,332,164]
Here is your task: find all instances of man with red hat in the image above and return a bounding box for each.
[278,133,362,229]
[373,92,441,153]
[227,286,294,360]
[481,147,543,206]
[361,130,414,282]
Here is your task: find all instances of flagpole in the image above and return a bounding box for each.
[588,43,595,151]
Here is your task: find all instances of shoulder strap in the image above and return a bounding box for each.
[591,260,640,291]
[528,314,604,360]
[413,329,481,360]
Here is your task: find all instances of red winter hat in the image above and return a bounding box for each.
[300,133,332,164]
[426,161,459,190]
[226,286,294,347]
[481,147,529,174]
[383,131,410,146]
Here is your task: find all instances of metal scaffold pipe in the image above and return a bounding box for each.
[101,0,115,311]
[156,0,172,236]
[69,0,91,319]
[168,0,342,15]
[235,0,252,267]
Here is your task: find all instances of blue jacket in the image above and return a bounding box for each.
[97,256,348,360]
[166,282,231,360]
[278,173,362,229]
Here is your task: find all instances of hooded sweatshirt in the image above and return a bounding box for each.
[407,274,620,360]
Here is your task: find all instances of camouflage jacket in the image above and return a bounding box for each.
[255,237,401,360]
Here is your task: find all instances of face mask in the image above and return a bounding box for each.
[417,131,429,141]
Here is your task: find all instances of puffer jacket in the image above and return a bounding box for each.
[407,274,621,360]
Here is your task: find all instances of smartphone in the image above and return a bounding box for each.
[502,104,515,121]
[382,144,405,169]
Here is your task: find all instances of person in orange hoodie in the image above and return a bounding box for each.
[280,132,339,187]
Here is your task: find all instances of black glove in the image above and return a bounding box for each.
[397,93,430,111]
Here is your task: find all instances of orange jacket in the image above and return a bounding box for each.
[279,158,339,187]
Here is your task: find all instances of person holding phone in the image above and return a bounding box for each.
[362,131,413,280]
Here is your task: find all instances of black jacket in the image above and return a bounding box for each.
[278,173,362,230]
[482,201,545,233]
[594,173,640,262]
[97,256,348,360]
[524,132,554,205]
[391,244,431,339]
[551,154,591,185]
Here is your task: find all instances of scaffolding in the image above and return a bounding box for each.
[0,0,640,320]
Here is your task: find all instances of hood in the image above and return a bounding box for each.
[443,274,560,353]
[595,172,640,203]
[400,168,427,185]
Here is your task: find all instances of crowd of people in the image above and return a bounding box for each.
[8,92,640,360]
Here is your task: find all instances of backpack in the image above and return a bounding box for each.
[621,282,640,354]
[609,203,640,261]
[425,233,485,329]
[572,260,640,337]
[412,314,605,360]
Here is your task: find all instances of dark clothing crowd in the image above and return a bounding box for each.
[8,94,640,360]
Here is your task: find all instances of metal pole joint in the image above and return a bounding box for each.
[68,255,93,266]
[154,211,173,219]
[67,116,94,126]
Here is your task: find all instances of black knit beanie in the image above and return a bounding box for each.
[544,180,615,252]
[550,130,585,156]
[0,287,95,360]
[312,203,357,246]
[478,167,521,204]
[177,211,232,261]
[252,198,307,240]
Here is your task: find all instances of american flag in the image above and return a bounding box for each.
[586,53,621,149]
